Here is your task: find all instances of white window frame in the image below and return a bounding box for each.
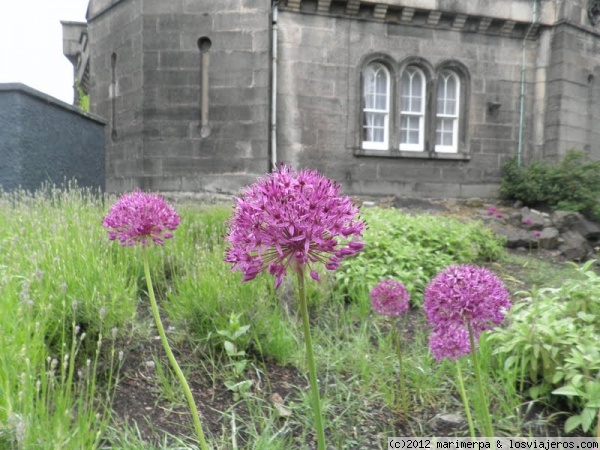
[435,70,460,153]
[362,62,390,150]
[399,66,426,152]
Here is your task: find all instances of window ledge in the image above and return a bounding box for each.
[355,148,471,161]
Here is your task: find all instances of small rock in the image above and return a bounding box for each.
[145,361,155,370]
[431,413,467,431]
[362,201,376,208]
[513,200,524,208]
[464,198,484,208]
[538,227,559,250]
[520,208,545,230]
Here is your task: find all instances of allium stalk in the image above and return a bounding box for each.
[454,359,476,438]
[225,165,365,450]
[370,279,410,417]
[424,264,511,437]
[296,267,326,449]
[104,191,209,450]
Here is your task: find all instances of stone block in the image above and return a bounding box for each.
[213,12,267,32]
[143,31,182,51]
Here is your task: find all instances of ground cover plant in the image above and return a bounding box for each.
[0,181,597,450]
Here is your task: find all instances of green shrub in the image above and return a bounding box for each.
[334,207,505,306]
[500,151,600,220]
[488,260,600,433]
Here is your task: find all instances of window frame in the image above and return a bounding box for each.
[399,65,427,152]
[361,62,391,151]
[354,56,470,161]
[434,70,461,153]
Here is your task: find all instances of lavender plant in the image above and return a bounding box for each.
[225,164,365,450]
[370,279,410,418]
[424,264,511,437]
[103,190,209,450]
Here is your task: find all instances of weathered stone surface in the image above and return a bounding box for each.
[558,231,591,261]
[550,210,582,232]
[538,227,559,250]
[520,207,545,230]
[488,222,535,249]
[70,0,600,197]
[431,413,467,432]
[572,216,600,241]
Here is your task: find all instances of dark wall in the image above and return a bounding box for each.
[0,84,105,192]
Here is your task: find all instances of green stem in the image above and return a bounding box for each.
[394,318,409,418]
[296,268,326,450]
[455,361,476,438]
[143,249,209,450]
[467,323,494,438]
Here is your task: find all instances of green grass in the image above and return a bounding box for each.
[0,184,594,449]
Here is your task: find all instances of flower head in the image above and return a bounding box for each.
[487,206,497,215]
[423,264,511,339]
[370,279,410,317]
[533,230,541,238]
[103,190,180,247]
[522,217,533,226]
[429,323,471,361]
[224,165,365,288]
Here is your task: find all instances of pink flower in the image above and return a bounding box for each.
[429,324,471,361]
[103,190,180,247]
[224,165,365,288]
[533,230,541,238]
[423,265,511,360]
[370,279,410,317]
[522,217,533,226]
[487,206,497,215]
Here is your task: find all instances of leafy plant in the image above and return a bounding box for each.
[335,207,505,306]
[500,151,600,220]
[488,260,600,433]
[76,83,90,112]
[218,313,252,379]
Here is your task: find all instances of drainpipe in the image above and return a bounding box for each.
[270,1,279,171]
[517,0,538,166]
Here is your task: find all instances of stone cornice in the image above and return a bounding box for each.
[281,0,547,39]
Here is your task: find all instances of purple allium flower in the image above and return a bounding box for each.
[370,279,410,317]
[103,190,180,247]
[429,324,471,361]
[495,212,504,219]
[423,265,511,359]
[487,206,497,215]
[533,230,541,238]
[224,165,365,288]
[522,217,533,226]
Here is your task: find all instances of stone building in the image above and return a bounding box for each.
[63,0,600,197]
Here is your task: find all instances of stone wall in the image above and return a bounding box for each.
[544,0,600,161]
[76,0,600,198]
[0,83,105,192]
[87,0,144,192]
[276,5,538,197]
[87,0,271,194]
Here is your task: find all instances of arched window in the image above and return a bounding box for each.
[362,62,390,150]
[435,70,460,153]
[400,66,426,151]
